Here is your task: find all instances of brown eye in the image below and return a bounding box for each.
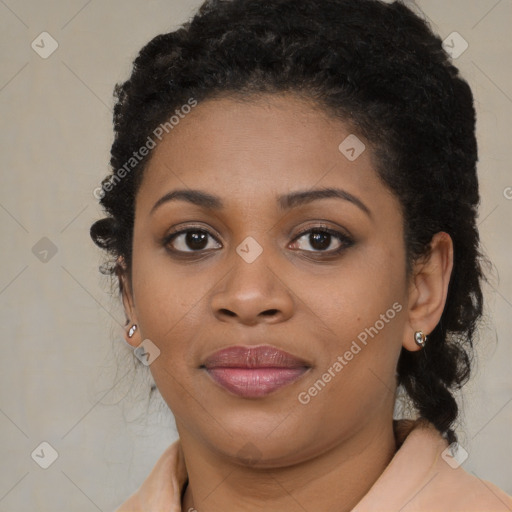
[290,227,353,254]
[165,229,221,253]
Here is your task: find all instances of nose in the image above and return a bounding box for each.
[210,248,295,326]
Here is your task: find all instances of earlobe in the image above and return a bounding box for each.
[127,324,138,339]
[402,232,454,352]
[117,258,140,347]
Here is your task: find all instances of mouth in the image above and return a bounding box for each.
[201,345,311,398]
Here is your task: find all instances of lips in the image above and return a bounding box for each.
[202,345,311,398]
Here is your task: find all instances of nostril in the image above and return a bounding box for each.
[220,309,236,317]
[262,309,279,316]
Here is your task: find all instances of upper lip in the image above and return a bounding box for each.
[202,345,310,369]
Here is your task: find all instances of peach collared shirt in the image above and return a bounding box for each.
[115,419,512,511]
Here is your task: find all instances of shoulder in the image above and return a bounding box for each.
[354,419,512,512]
[425,468,512,511]
[422,441,512,512]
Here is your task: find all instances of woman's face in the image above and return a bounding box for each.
[123,93,414,466]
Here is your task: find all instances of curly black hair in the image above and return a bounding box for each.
[90,0,487,445]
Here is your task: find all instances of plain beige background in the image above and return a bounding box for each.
[0,0,511,510]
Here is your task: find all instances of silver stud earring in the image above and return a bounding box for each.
[414,331,427,348]
[128,324,138,338]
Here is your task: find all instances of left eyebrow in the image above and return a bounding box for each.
[278,187,371,217]
[149,187,371,217]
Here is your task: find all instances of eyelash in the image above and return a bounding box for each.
[162,223,354,258]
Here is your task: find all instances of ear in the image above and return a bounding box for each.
[402,232,454,352]
[117,257,140,348]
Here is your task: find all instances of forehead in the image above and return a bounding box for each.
[135,93,391,215]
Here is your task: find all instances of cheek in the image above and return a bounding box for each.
[296,295,405,445]
[299,243,407,404]
[130,241,209,361]
[316,242,407,338]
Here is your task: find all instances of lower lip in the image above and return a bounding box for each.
[205,367,309,398]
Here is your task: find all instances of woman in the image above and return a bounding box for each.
[90,0,512,510]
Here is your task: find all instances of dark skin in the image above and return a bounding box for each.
[119,93,453,511]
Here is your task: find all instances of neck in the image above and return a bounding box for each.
[180,418,397,512]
